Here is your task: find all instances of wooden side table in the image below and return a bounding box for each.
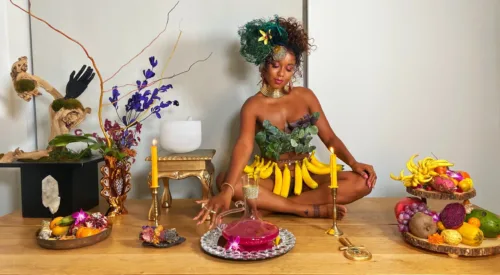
[145,149,216,208]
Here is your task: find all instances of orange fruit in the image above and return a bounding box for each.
[76,227,101,238]
[50,217,63,229]
[468,217,481,228]
[434,167,447,175]
[459,171,471,179]
[51,226,70,236]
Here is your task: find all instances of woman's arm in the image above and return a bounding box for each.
[301,88,357,167]
[220,98,258,195]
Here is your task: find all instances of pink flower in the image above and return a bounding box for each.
[71,209,89,225]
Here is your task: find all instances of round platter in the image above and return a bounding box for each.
[402,231,500,257]
[36,227,112,250]
[200,227,296,261]
[406,187,476,200]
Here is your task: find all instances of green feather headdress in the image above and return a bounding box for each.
[238,15,289,66]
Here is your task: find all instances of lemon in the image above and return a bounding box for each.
[458,179,473,192]
[49,217,63,229]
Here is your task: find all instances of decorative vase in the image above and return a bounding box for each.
[215,172,279,252]
[100,156,132,217]
[160,119,202,153]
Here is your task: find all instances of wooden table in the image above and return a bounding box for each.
[0,198,499,275]
[145,149,216,208]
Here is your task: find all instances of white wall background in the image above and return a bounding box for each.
[308,0,500,213]
[2,0,499,216]
[28,0,303,201]
[0,0,35,216]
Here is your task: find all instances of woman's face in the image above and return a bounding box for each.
[263,51,296,90]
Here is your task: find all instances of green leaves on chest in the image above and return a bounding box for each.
[255,113,319,160]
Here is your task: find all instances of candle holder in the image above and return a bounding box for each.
[326,187,344,237]
[148,175,160,226]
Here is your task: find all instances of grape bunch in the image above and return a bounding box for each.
[397,202,439,232]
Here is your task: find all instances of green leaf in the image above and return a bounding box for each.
[309,125,319,135]
[290,139,298,147]
[295,144,304,153]
[48,134,96,147]
[272,152,280,160]
[298,129,305,139]
[312,112,320,120]
[255,131,267,145]
[262,120,272,129]
[303,136,313,145]
[267,125,280,136]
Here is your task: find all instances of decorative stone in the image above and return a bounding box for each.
[42,175,60,215]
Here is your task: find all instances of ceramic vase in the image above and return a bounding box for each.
[99,156,132,217]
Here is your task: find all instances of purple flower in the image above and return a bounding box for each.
[149,56,158,68]
[108,86,120,109]
[71,209,89,225]
[74,129,83,136]
[143,69,155,79]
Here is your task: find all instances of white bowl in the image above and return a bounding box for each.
[160,120,202,153]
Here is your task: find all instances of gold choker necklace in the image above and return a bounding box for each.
[260,84,285,98]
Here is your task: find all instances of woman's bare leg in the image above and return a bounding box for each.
[216,173,343,218]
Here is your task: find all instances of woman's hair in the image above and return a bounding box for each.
[238,15,314,77]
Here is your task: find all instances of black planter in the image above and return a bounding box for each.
[0,155,104,218]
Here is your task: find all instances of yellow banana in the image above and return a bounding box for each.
[305,158,329,175]
[243,165,254,174]
[294,161,303,195]
[310,152,328,167]
[280,164,291,198]
[260,161,275,179]
[250,155,260,167]
[301,160,319,189]
[406,154,419,174]
[273,163,283,195]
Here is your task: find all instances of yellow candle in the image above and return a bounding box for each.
[151,138,158,188]
[329,147,338,188]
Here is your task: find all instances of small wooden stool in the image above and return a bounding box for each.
[145,149,216,208]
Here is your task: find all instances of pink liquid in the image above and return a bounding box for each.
[222,219,279,252]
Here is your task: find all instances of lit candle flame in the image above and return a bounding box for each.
[152,138,158,146]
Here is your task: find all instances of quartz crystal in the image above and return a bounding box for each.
[41,175,60,214]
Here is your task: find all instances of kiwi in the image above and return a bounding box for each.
[409,212,438,238]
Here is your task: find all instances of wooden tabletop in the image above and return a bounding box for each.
[0,198,498,275]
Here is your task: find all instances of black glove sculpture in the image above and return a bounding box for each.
[64,65,95,99]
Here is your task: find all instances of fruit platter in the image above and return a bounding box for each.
[395,198,500,257]
[390,154,476,200]
[36,209,112,250]
[391,154,500,257]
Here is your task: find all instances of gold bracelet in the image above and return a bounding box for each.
[221,183,235,197]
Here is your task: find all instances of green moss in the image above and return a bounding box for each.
[18,147,92,163]
[51,98,84,112]
[14,79,36,92]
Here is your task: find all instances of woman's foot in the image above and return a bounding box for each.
[298,204,347,219]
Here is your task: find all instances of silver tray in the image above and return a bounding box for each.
[200,226,296,261]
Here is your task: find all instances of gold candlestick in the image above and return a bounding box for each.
[148,184,160,226]
[326,188,343,236]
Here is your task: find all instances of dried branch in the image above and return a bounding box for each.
[9,0,111,147]
[104,52,212,107]
[102,1,180,84]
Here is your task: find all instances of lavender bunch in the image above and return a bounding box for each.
[108,56,179,129]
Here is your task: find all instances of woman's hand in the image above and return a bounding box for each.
[351,162,377,188]
[193,188,233,228]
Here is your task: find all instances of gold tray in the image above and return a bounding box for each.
[36,227,112,250]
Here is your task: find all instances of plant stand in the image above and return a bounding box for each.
[0,155,104,218]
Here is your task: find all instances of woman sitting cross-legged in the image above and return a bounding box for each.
[194,16,376,226]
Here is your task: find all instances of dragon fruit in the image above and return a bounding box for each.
[84,213,109,229]
[439,203,466,229]
[430,175,456,193]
